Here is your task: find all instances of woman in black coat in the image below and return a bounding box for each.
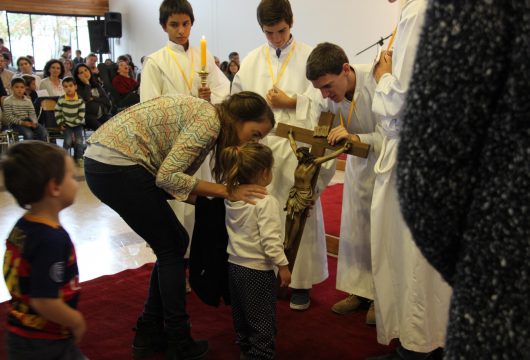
[397,1,529,358]
[73,63,111,130]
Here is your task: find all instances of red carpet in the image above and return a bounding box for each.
[0,257,393,359]
[321,183,344,237]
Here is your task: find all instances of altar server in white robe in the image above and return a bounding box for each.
[368,0,452,358]
[140,0,230,243]
[231,0,333,310]
[304,42,382,324]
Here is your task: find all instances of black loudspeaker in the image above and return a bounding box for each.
[104,12,122,38]
[88,20,110,53]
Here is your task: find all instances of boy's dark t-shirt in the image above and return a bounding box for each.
[3,214,81,339]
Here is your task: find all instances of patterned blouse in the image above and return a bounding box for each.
[88,95,220,201]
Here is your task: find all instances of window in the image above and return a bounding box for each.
[1,11,96,71]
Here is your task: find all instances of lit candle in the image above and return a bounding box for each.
[200,35,207,69]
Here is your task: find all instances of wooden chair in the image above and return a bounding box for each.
[38,98,62,143]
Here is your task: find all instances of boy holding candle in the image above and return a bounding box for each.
[140,0,229,103]
[231,0,333,311]
[139,0,231,283]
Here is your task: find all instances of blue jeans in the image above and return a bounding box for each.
[12,123,48,141]
[84,158,190,331]
[62,126,84,160]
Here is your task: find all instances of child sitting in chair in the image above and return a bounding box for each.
[54,77,86,167]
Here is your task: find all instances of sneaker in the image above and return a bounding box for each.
[290,289,310,310]
[366,301,376,325]
[331,294,361,315]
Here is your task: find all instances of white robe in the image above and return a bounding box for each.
[140,40,230,248]
[370,0,452,352]
[319,64,381,300]
[232,40,333,289]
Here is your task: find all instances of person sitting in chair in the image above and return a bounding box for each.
[112,60,139,96]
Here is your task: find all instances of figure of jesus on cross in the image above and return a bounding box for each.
[275,112,370,271]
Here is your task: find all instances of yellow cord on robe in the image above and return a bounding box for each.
[166,46,195,92]
[339,97,356,129]
[265,43,296,87]
[386,26,398,51]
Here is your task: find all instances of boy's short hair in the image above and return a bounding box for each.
[159,0,195,26]
[10,77,25,87]
[1,141,67,208]
[257,0,293,28]
[21,75,35,87]
[62,45,71,52]
[62,76,76,86]
[306,42,349,81]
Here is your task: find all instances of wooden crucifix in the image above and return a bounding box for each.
[275,112,370,272]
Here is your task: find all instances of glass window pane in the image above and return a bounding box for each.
[32,14,77,70]
[6,13,33,71]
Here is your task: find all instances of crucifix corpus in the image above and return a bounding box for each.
[275,112,370,272]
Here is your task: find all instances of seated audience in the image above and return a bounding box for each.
[73,49,84,65]
[63,58,74,77]
[22,75,38,104]
[85,53,100,79]
[15,56,41,88]
[39,59,65,97]
[227,60,239,83]
[3,77,47,141]
[0,54,14,95]
[112,60,139,95]
[55,77,86,165]
[73,64,110,130]
[2,53,16,72]
[59,45,72,62]
[220,61,229,76]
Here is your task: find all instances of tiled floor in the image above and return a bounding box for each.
[0,169,156,302]
[0,166,344,303]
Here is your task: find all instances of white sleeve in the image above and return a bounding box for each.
[139,58,164,102]
[358,123,384,156]
[230,72,243,95]
[296,86,329,128]
[206,52,230,104]
[257,197,289,267]
[372,4,425,118]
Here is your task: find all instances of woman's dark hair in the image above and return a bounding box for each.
[228,60,240,75]
[62,45,71,53]
[43,59,65,78]
[220,142,274,193]
[73,63,97,87]
[220,61,229,74]
[306,42,349,81]
[159,0,195,26]
[1,141,67,209]
[257,0,293,28]
[212,91,275,182]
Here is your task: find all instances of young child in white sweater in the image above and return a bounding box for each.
[220,141,291,360]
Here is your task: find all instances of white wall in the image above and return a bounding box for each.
[109,0,400,67]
